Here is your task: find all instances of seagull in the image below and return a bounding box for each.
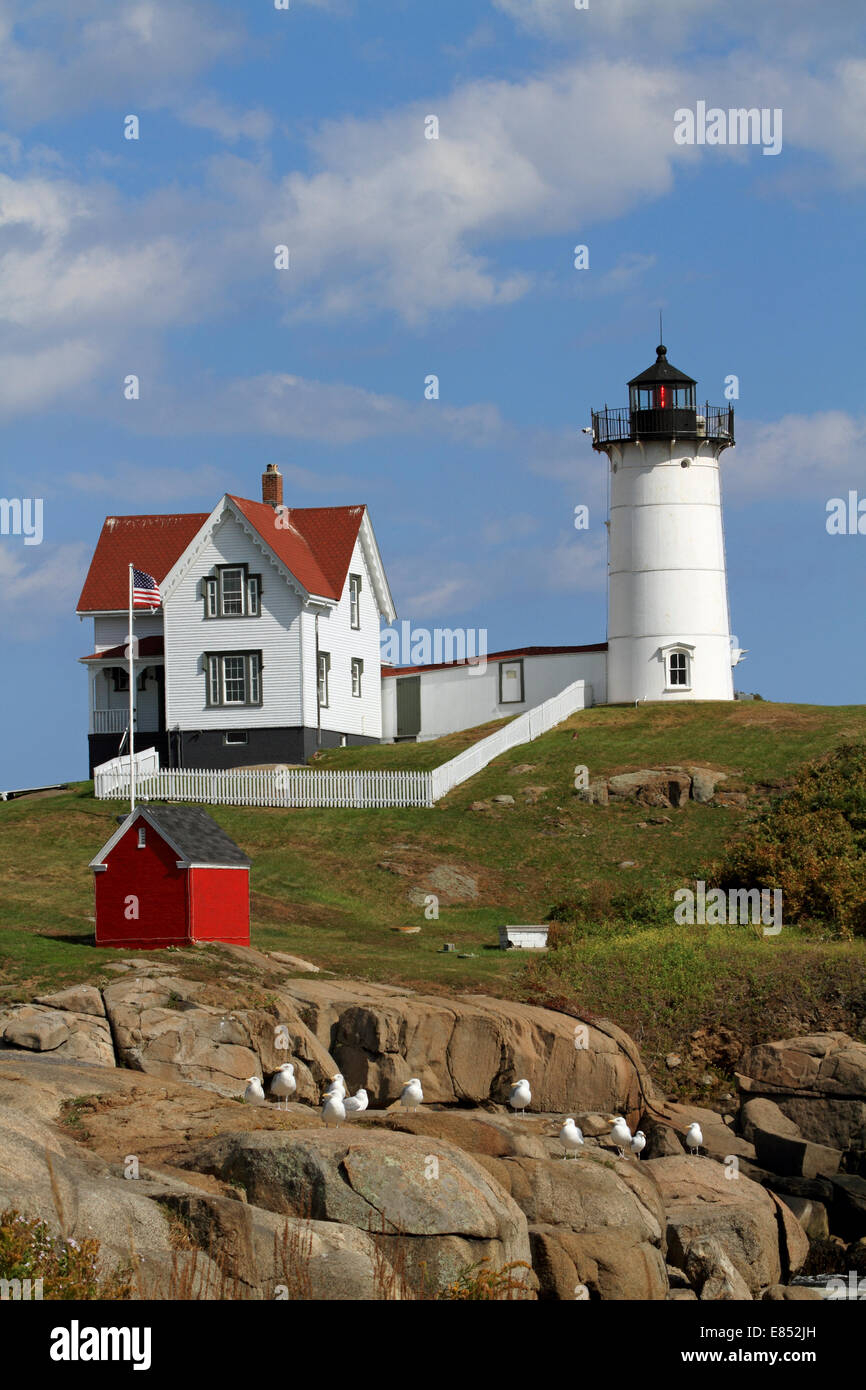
[400,1078,423,1112]
[685,1122,703,1157]
[630,1130,647,1160]
[322,1092,346,1127]
[322,1073,347,1101]
[509,1079,532,1115]
[269,1063,296,1110]
[344,1087,368,1115]
[609,1115,633,1158]
[243,1076,265,1105]
[559,1117,584,1159]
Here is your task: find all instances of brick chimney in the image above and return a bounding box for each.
[262,463,283,509]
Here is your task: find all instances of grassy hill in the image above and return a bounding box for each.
[2,700,865,1097]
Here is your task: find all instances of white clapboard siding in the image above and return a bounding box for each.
[302,531,383,739]
[164,511,305,732]
[93,680,589,809]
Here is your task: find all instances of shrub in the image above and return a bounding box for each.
[0,1208,133,1300]
[546,881,673,938]
[709,741,866,937]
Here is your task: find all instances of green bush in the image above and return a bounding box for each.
[710,741,866,938]
[546,880,674,939]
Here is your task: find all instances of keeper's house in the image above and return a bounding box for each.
[90,804,250,949]
[76,465,396,773]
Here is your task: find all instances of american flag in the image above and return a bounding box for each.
[132,568,161,608]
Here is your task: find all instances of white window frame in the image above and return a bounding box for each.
[349,574,362,630]
[661,643,694,692]
[351,657,363,698]
[317,651,330,709]
[220,567,244,617]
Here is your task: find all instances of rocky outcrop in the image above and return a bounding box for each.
[275,978,651,1123]
[646,1155,808,1294]
[101,972,335,1100]
[0,1003,115,1067]
[181,1127,534,1294]
[475,1152,668,1301]
[736,1033,866,1151]
[575,765,729,809]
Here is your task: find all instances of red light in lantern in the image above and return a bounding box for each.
[659,385,667,409]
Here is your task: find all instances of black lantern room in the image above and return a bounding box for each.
[628,344,696,435]
[591,343,735,449]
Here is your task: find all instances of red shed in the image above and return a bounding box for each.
[90,804,251,949]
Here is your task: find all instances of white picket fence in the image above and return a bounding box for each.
[93,679,590,810]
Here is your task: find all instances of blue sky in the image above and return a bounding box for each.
[1,0,865,788]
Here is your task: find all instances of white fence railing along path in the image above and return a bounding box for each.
[93,680,590,809]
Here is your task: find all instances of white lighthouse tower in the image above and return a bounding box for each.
[592,344,738,703]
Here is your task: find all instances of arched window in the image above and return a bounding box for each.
[661,643,694,692]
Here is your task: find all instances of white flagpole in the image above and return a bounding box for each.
[129,564,135,814]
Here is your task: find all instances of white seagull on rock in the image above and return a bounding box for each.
[243,1077,265,1106]
[559,1117,584,1160]
[400,1078,423,1112]
[685,1122,703,1157]
[509,1080,532,1115]
[322,1092,346,1127]
[322,1073,347,1101]
[609,1115,633,1158]
[269,1063,296,1110]
[344,1088,368,1115]
[630,1130,647,1160]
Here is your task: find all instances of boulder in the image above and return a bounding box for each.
[737,1034,866,1151]
[777,1195,829,1241]
[688,768,728,804]
[1,1005,116,1067]
[2,1009,70,1052]
[102,975,335,1099]
[277,978,650,1121]
[34,985,106,1017]
[685,1235,753,1300]
[607,770,691,809]
[646,1155,806,1293]
[740,1096,801,1145]
[181,1127,533,1295]
[154,1191,401,1299]
[474,1152,667,1301]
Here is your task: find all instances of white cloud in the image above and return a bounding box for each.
[0,0,240,124]
[0,541,90,637]
[726,412,866,502]
[182,96,273,144]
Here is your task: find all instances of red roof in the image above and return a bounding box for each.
[229,497,365,601]
[80,636,165,662]
[381,643,608,676]
[77,499,366,612]
[77,514,208,612]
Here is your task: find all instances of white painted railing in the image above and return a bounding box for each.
[92,681,590,809]
[429,679,589,801]
[92,709,129,735]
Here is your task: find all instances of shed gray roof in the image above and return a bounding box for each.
[143,804,251,866]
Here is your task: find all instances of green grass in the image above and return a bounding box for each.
[2,701,865,1093]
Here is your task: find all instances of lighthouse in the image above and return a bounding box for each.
[592,344,737,703]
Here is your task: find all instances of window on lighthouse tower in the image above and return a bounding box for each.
[669,651,689,687]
